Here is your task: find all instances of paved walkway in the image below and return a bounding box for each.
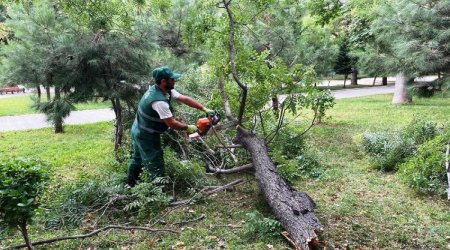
[0,85,398,132]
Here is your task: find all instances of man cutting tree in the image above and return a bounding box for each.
[127,66,214,187]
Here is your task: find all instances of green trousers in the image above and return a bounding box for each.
[127,129,164,186]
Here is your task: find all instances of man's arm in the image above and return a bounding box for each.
[163,117,190,130]
[176,95,204,111]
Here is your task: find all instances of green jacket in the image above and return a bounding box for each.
[132,85,172,136]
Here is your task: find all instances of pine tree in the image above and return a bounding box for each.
[333,38,353,87]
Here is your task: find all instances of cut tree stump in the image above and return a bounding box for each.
[237,127,322,249]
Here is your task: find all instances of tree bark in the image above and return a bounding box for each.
[36,85,41,101]
[392,72,412,104]
[45,86,51,101]
[54,86,63,133]
[351,68,357,85]
[111,97,123,155]
[382,76,388,86]
[18,221,33,250]
[445,143,449,201]
[237,127,322,249]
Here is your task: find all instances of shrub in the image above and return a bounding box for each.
[0,158,50,249]
[399,134,450,196]
[362,132,412,171]
[401,118,439,145]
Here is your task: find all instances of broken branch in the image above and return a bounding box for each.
[9,225,179,249]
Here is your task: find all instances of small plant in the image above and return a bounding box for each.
[277,159,302,184]
[0,158,50,249]
[311,89,335,123]
[245,211,283,241]
[399,134,450,196]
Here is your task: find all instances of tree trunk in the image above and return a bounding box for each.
[271,96,279,110]
[382,76,388,86]
[438,72,441,79]
[237,127,322,249]
[372,76,377,86]
[36,85,41,101]
[343,75,347,88]
[45,86,51,101]
[392,72,412,104]
[54,86,63,133]
[111,97,123,156]
[351,68,357,85]
[18,221,33,250]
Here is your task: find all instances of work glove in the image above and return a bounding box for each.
[202,107,215,116]
[186,125,197,134]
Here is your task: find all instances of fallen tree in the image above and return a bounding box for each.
[214,1,323,248]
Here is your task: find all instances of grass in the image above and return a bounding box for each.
[0,95,111,116]
[1,94,450,249]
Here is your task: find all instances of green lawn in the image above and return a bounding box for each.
[0,94,449,249]
[0,95,111,116]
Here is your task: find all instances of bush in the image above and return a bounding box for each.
[363,118,441,171]
[0,158,50,247]
[362,132,412,171]
[401,118,439,145]
[399,134,450,196]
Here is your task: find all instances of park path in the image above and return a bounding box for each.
[0,85,397,132]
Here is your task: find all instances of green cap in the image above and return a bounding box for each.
[152,66,181,83]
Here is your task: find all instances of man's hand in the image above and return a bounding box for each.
[202,107,215,116]
[186,125,197,133]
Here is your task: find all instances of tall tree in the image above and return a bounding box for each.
[1,1,79,132]
[370,0,450,104]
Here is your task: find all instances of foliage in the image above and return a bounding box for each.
[46,173,126,227]
[0,158,50,230]
[245,211,283,241]
[124,175,170,219]
[333,38,353,79]
[401,118,439,145]
[399,133,450,196]
[363,118,441,171]
[164,147,208,191]
[370,0,450,76]
[362,131,412,171]
[308,89,335,123]
[277,154,323,184]
[32,95,75,132]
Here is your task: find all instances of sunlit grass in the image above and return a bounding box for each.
[0,95,111,116]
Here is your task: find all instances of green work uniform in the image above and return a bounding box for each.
[127,85,172,186]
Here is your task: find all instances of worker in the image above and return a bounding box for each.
[127,66,214,187]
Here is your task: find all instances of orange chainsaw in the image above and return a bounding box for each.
[188,111,221,139]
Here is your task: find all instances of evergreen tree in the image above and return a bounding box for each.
[333,38,353,87]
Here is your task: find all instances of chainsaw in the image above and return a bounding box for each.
[188,111,221,139]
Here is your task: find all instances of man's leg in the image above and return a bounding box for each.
[139,133,165,180]
[127,137,143,187]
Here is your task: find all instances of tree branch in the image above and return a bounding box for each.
[223,0,247,125]
[9,226,179,249]
[217,77,235,122]
[169,178,244,207]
